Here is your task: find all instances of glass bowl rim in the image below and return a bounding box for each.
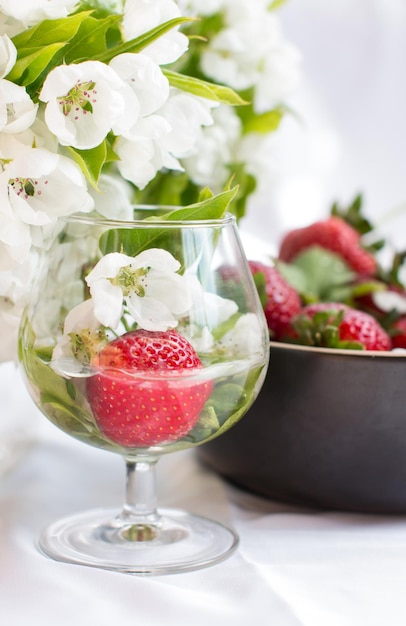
[63,208,236,229]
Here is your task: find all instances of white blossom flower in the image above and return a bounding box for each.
[0,296,22,361]
[0,246,38,299]
[31,230,100,344]
[0,148,94,228]
[0,247,41,360]
[181,272,239,326]
[191,289,238,331]
[159,90,215,160]
[39,61,140,149]
[201,33,255,92]
[115,90,217,189]
[0,12,23,37]
[90,173,134,221]
[29,105,60,152]
[109,53,170,118]
[0,79,37,134]
[122,0,189,65]
[0,34,16,77]
[218,312,265,357]
[86,249,192,331]
[254,38,302,113]
[0,0,79,27]
[51,299,103,375]
[178,0,224,16]
[183,105,241,188]
[183,324,215,353]
[0,213,31,268]
[0,129,36,161]
[373,290,406,315]
[183,312,265,358]
[198,2,301,111]
[236,132,278,198]
[178,275,241,352]
[115,115,173,189]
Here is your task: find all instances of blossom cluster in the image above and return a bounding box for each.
[0,0,300,363]
[141,0,302,217]
[0,0,228,361]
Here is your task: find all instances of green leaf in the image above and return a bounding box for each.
[68,141,108,189]
[205,365,266,441]
[350,280,386,299]
[226,164,256,221]
[157,369,259,445]
[8,11,123,95]
[337,340,364,350]
[134,171,196,207]
[211,313,242,342]
[177,365,265,447]
[8,12,97,91]
[11,11,93,52]
[330,192,384,255]
[290,308,343,348]
[19,322,118,450]
[159,185,238,221]
[252,272,268,308]
[7,43,67,87]
[93,17,195,62]
[385,250,406,286]
[163,69,247,105]
[99,186,239,256]
[41,396,94,434]
[209,383,247,418]
[290,307,365,350]
[243,108,284,134]
[197,187,214,202]
[193,405,221,433]
[275,259,309,295]
[268,0,288,9]
[331,193,367,232]
[63,13,122,63]
[287,246,355,301]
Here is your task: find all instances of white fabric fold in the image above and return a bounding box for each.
[3,366,406,626]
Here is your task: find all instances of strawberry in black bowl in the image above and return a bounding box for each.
[199,196,406,513]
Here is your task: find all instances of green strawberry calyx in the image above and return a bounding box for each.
[289,308,364,350]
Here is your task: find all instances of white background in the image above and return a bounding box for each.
[241,0,406,256]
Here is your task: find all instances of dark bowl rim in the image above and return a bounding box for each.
[270,340,406,359]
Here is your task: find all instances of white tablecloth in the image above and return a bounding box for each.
[2,405,406,626]
[1,2,405,622]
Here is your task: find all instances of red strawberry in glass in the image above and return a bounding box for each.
[86,329,213,447]
[279,216,377,276]
[248,260,301,340]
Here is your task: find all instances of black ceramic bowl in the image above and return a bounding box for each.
[198,342,406,514]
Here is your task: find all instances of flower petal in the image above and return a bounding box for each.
[126,292,178,331]
[91,279,123,329]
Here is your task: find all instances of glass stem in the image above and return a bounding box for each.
[119,458,161,538]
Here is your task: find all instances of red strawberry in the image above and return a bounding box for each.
[390,318,406,349]
[248,260,301,340]
[86,329,212,447]
[279,216,377,276]
[290,302,391,351]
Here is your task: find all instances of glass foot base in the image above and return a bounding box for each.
[38,507,239,575]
